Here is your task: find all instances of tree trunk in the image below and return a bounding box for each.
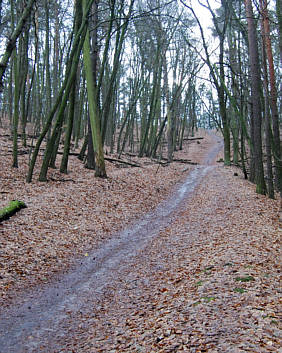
[0,0,36,91]
[10,0,19,168]
[260,0,282,195]
[26,0,94,182]
[85,0,99,170]
[82,0,106,178]
[277,0,282,65]
[244,0,266,195]
[60,1,83,174]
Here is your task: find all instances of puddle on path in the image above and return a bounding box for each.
[0,136,223,352]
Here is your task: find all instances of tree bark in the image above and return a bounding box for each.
[261,20,274,198]
[60,1,83,174]
[82,0,106,178]
[260,0,282,195]
[277,0,282,65]
[244,0,266,194]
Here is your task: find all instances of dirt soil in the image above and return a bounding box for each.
[0,128,216,305]
[0,127,281,352]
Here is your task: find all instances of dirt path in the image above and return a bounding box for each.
[0,135,280,352]
[0,129,217,306]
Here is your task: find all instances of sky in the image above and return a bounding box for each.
[190,0,220,25]
[177,0,222,111]
[184,0,221,38]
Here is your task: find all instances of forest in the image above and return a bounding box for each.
[0,0,280,195]
[0,0,281,351]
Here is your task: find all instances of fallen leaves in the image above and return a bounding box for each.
[68,165,280,352]
[0,127,280,352]
[0,128,213,306]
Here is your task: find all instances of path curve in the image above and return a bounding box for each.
[0,134,223,353]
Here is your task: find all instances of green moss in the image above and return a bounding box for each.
[202,296,216,302]
[195,281,204,287]
[0,200,27,222]
[235,275,255,282]
[234,287,246,293]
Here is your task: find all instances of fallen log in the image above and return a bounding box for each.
[7,150,29,155]
[0,200,27,222]
[161,137,204,145]
[161,157,198,165]
[173,158,197,164]
[121,152,138,157]
[0,133,39,139]
[104,157,141,168]
[150,158,170,166]
[183,137,204,141]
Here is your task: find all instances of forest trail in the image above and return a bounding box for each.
[0,134,280,352]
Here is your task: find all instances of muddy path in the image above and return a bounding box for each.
[0,135,223,353]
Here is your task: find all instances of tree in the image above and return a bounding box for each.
[181,0,231,165]
[244,0,266,194]
[260,0,282,196]
[82,0,106,178]
[0,0,36,92]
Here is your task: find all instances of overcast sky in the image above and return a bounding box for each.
[185,0,221,36]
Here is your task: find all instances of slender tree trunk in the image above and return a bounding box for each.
[277,0,282,65]
[244,0,266,194]
[27,29,88,182]
[260,0,282,195]
[163,53,174,162]
[82,0,106,178]
[260,1,274,198]
[10,0,19,168]
[101,0,134,145]
[263,79,275,199]
[0,0,36,91]
[12,52,20,168]
[53,1,60,102]
[85,0,99,169]
[44,0,52,118]
[75,76,86,148]
[26,0,95,182]
[240,125,248,179]
[219,35,230,166]
[60,1,83,174]
[25,13,38,127]
[139,59,160,157]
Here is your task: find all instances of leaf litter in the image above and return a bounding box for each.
[0,126,281,352]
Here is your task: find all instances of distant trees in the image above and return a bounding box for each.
[0,0,36,90]
[0,0,201,182]
[183,0,281,197]
[0,0,281,200]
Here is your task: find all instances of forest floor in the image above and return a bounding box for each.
[0,125,281,352]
